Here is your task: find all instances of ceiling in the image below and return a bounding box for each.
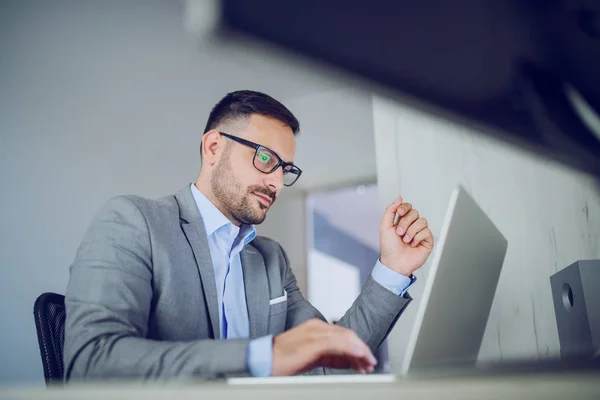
[219,0,600,178]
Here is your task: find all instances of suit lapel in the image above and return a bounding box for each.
[241,246,269,338]
[176,186,220,339]
[182,221,221,339]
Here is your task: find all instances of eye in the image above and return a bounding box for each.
[257,151,272,164]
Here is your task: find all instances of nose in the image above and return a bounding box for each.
[264,165,285,193]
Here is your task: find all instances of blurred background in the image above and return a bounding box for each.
[1,0,599,386]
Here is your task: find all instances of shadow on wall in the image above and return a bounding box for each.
[312,211,378,286]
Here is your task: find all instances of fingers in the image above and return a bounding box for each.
[274,319,377,376]
[411,227,434,249]
[318,354,354,370]
[403,217,427,244]
[321,350,373,374]
[315,325,377,373]
[356,352,377,374]
[382,196,415,229]
[313,353,369,374]
[335,328,377,373]
[320,325,373,360]
[382,196,403,229]
[396,208,418,236]
[349,354,368,374]
[395,202,412,220]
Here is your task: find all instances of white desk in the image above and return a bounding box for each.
[2,371,600,400]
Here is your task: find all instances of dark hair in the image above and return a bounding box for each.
[203,90,300,135]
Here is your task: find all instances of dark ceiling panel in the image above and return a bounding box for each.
[220,0,600,177]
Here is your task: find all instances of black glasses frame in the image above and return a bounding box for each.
[219,132,302,186]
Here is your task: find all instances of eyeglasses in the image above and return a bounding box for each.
[219,132,302,187]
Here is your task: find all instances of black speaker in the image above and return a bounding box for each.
[550,260,600,359]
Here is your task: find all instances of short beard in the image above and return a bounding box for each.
[210,144,276,225]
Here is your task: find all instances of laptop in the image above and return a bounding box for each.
[229,185,508,384]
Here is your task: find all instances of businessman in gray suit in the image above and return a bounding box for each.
[64,90,434,380]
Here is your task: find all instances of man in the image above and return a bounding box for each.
[64,90,434,380]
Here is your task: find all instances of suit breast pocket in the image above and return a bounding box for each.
[267,300,287,334]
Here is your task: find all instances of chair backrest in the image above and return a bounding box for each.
[33,292,66,385]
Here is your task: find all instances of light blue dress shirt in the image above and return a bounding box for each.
[190,184,415,377]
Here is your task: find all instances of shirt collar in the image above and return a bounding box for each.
[190,183,256,245]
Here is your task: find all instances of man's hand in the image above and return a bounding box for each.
[271,319,377,376]
[379,196,434,276]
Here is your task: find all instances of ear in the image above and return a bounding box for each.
[201,130,222,166]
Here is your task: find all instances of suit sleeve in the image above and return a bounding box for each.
[64,196,252,381]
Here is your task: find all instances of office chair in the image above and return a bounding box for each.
[33,292,66,385]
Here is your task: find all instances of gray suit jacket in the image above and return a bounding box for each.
[64,186,412,381]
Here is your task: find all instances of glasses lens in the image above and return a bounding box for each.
[283,166,300,186]
[254,147,279,172]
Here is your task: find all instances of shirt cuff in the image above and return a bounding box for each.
[247,335,274,377]
[371,259,416,296]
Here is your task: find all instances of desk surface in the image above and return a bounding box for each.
[3,371,600,400]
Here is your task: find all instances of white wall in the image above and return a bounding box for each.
[0,0,375,385]
[284,90,377,191]
[373,96,600,372]
[308,250,361,323]
[256,190,308,294]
